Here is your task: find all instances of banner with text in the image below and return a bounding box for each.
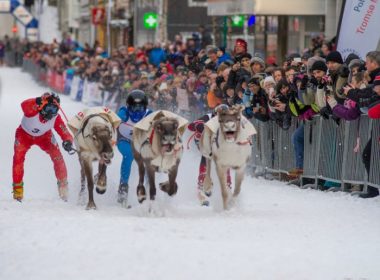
[337,0,380,60]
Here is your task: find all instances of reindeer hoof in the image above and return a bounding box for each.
[86,201,97,210]
[137,185,146,204]
[160,181,178,196]
[168,182,178,196]
[96,186,106,194]
[159,181,169,192]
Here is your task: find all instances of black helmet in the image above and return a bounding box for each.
[38,92,60,120]
[126,90,148,108]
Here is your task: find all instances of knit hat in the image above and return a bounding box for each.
[307,56,326,74]
[345,53,360,66]
[263,76,275,86]
[311,60,327,72]
[234,38,247,52]
[326,51,343,64]
[251,54,265,69]
[374,75,380,87]
[348,58,365,70]
[248,77,261,86]
[240,53,252,60]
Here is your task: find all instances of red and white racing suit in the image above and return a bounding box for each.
[12,98,73,188]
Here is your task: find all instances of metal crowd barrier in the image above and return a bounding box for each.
[369,119,380,188]
[4,50,23,67]
[16,57,380,191]
[300,115,379,190]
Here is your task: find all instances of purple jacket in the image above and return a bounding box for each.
[332,102,360,121]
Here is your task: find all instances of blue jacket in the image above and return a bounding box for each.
[149,48,167,67]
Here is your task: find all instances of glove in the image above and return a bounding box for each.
[36,97,42,106]
[309,76,318,87]
[62,141,73,152]
[244,107,254,118]
[319,106,331,120]
[195,122,205,134]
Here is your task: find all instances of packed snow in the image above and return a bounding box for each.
[1,67,380,280]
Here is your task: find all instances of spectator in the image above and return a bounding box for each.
[198,25,213,49]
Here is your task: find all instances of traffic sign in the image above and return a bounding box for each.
[143,12,158,29]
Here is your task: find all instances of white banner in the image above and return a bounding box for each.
[12,5,33,26]
[0,0,11,12]
[337,0,380,60]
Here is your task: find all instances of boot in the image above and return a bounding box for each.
[58,180,68,201]
[117,183,129,206]
[359,186,379,198]
[13,182,24,202]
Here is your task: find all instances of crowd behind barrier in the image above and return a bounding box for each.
[3,33,380,198]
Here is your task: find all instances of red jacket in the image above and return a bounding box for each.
[20,98,73,142]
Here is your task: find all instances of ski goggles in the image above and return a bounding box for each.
[130,103,145,112]
[42,103,59,115]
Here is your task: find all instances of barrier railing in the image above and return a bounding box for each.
[4,50,23,67]
[20,57,380,191]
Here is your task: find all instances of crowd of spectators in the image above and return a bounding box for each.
[2,32,380,198]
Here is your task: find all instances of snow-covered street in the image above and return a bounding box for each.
[1,67,380,280]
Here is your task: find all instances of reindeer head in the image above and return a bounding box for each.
[89,120,114,165]
[153,117,179,155]
[217,104,244,143]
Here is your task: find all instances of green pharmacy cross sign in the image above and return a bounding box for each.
[143,12,158,29]
[231,15,244,27]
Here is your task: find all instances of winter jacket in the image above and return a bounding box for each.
[346,86,377,105]
[20,98,73,142]
[328,97,360,121]
[148,48,167,67]
[329,65,349,103]
[243,88,270,122]
[227,68,251,89]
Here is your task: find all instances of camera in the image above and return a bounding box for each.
[269,98,280,107]
[337,82,351,96]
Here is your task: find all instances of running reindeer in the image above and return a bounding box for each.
[68,107,121,210]
[199,104,256,210]
[132,110,188,204]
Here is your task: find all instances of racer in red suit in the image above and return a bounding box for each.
[12,93,74,202]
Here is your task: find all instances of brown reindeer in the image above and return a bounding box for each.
[132,111,188,204]
[68,108,120,210]
[200,105,256,210]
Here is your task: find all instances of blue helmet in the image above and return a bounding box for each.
[126,90,148,123]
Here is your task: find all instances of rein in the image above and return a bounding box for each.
[81,114,112,139]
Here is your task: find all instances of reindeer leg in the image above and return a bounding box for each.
[197,157,212,206]
[134,150,146,203]
[83,159,96,210]
[215,162,229,210]
[166,161,179,196]
[147,162,156,201]
[78,157,87,205]
[95,162,107,194]
[203,158,213,196]
[233,166,245,198]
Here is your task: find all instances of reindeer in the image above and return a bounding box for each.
[199,105,256,210]
[132,110,188,204]
[68,107,121,210]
